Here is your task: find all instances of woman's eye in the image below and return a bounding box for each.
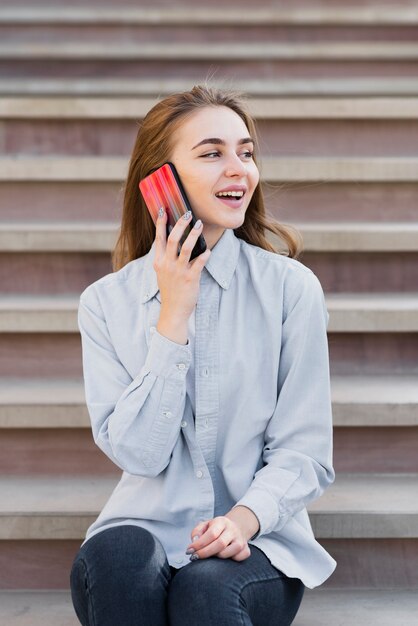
[201,151,254,159]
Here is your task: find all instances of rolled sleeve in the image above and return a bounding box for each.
[233,269,335,538]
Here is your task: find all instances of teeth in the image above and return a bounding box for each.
[216,191,244,198]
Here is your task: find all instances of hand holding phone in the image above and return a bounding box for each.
[139,161,212,331]
[153,207,211,330]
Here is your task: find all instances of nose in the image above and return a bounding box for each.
[223,152,247,177]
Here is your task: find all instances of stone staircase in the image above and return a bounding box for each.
[1,2,418,624]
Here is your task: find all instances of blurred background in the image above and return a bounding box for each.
[0,1,417,624]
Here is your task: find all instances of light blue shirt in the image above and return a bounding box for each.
[79,227,337,589]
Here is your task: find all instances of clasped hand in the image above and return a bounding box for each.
[186,516,251,562]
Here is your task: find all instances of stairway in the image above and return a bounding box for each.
[1,3,418,624]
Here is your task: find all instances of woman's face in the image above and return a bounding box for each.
[169,105,260,250]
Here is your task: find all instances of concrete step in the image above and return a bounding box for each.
[2,96,418,119]
[1,293,418,333]
[3,42,418,61]
[2,6,418,26]
[0,592,78,626]
[2,156,418,182]
[1,473,417,540]
[1,589,418,626]
[0,378,86,428]
[1,375,416,429]
[289,222,418,251]
[1,221,417,252]
[3,41,418,61]
[5,117,418,158]
[326,293,418,332]
[300,250,418,294]
[0,221,118,251]
[308,473,418,538]
[330,375,418,426]
[2,77,418,97]
[295,589,418,626]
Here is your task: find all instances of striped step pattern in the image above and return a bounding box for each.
[0,3,417,624]
[1,474,418,589]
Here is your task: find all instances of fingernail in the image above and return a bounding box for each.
[183,210,192,220]
[158,207,165,218]
[189,554,200,561]
[193,219,202,229]
[185,548,195,555]
[192,535,200,541]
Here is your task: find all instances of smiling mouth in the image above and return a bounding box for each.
[214,192,245,202]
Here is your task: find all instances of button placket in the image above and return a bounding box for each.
[144,300,161,347]
[194,279,220,486]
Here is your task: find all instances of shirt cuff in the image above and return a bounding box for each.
[233,487,281,539]
[143,329,192,380]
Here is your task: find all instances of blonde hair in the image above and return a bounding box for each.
[112,83,303,271]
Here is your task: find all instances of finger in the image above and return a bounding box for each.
[216,539,246,560]
[189,520,209,545]
[193,531,237,560]
[189,246,211,272]
[154,206,167,262]
[231,544,252,561]
[178,218,205,264]
[189,522,226,555]
[165,210,193,260]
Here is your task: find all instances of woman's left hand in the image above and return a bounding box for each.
[186,516,251,562]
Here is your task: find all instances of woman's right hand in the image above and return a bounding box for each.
[153,208,211,323]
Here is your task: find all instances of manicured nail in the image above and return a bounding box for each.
[189,554,200,561]
[192,535,200,541]
[183,210,192,220]
[193,219,202,229]
[185,548,195,555]
[158,207,165,218]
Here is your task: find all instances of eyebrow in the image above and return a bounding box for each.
[191,137,254,150]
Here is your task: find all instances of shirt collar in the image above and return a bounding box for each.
[140,228,241,304]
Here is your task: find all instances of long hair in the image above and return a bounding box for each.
[112,84,303,271]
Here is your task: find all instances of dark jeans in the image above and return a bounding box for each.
[70,524,305,626]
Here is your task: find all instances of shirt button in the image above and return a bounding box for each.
[150,326,156,333]
[181,420,187,428]
[162,411,172,419]
[196,470,203,478]
[175,558,183,564]
[177,363,186,370]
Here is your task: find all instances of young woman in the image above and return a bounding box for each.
[70,84,336,625]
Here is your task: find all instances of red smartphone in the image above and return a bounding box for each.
[139,162,207,260]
